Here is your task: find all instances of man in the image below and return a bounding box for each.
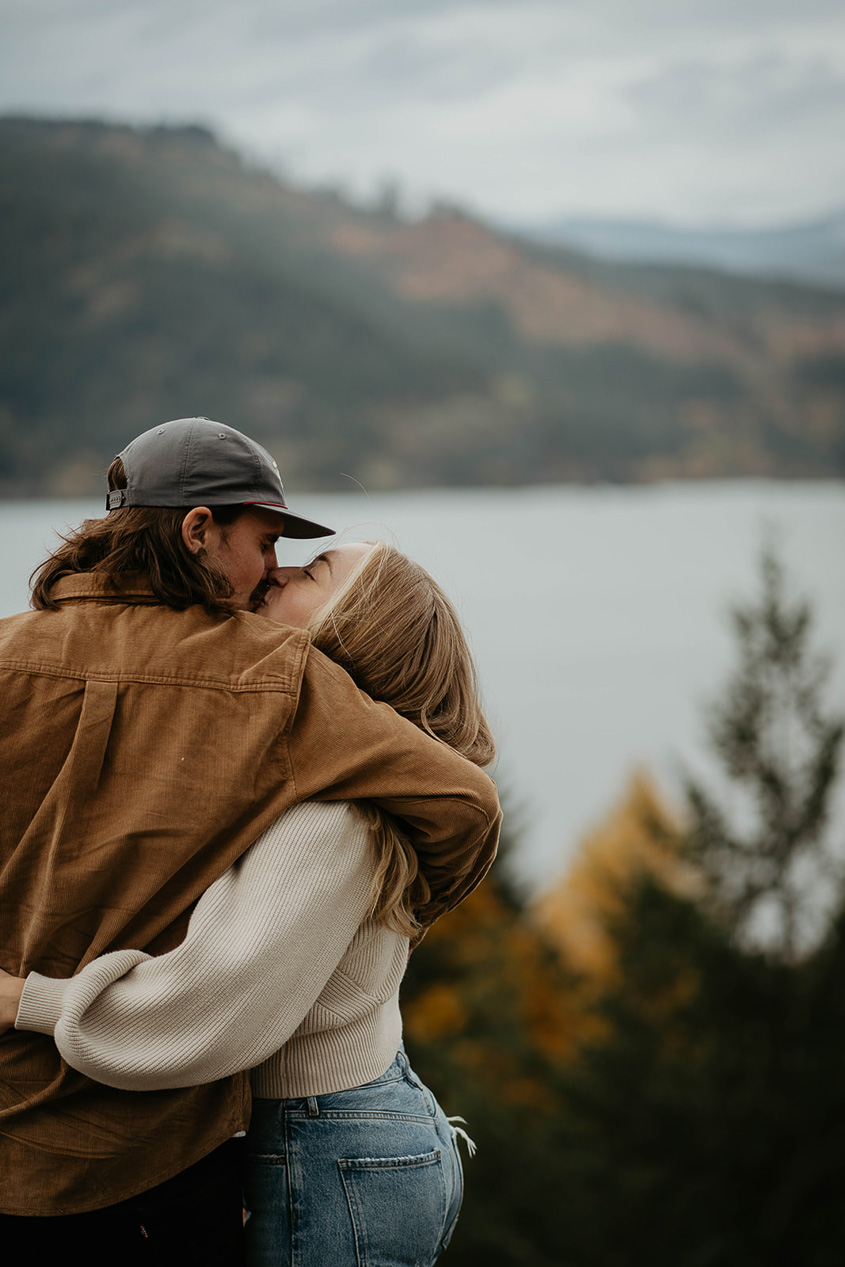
[0,418,500,1260]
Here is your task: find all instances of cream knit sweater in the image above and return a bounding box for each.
[16,802,410,1099]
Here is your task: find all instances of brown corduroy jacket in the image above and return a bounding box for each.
[0,575,500,1215]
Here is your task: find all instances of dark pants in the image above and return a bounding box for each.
[0,1137,245,1266]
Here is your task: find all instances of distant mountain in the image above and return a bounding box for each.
[511,214,845,290]
[1,117,844,494]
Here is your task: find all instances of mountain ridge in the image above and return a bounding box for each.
[509,212,845,290]
[1,116,843,494]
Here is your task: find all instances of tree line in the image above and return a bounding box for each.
[402,549,845,1265]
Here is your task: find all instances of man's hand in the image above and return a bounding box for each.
[0,967,25,1029]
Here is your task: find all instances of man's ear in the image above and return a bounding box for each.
[181,507,215,556]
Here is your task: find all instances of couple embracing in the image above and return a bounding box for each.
[0,417,501,1265]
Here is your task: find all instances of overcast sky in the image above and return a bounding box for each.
[2,0,844,226]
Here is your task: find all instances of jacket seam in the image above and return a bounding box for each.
[372,796,492,830]
[0,661,300,691]
[275,642,310,783]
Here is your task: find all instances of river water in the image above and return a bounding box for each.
[2,480,843,888]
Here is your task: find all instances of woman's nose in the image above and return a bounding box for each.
[267,566,297,588]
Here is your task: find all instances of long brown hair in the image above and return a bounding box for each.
[31,458,242,615]
[308,542,495,937]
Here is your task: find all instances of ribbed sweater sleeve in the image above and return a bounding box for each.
[15,802,373,1091]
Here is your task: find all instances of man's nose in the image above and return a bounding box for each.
[263,543,280,570]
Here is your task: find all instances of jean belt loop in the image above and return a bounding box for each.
[306,1096,319,1118]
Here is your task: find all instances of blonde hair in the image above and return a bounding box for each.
[308,542,495,937]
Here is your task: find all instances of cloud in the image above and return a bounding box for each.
[628,53,845,138]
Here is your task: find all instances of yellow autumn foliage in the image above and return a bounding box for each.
[403,857,582,1083]
[404,982,467,1040]
[403,769,697,1098]
[533,767,691,990]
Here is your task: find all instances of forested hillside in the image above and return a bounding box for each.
[1,117,844,494]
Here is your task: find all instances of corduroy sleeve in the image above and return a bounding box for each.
[285,645,501,926]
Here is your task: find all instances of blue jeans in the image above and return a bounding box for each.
[244,1048,464,1266]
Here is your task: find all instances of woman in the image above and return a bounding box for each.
[3,540,495,1266]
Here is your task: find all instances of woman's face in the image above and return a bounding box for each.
[260,542,374,629]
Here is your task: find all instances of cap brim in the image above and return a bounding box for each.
[245,501,335,540]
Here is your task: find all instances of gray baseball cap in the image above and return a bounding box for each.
[106,417,334,540]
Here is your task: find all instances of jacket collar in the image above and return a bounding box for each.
[50,573,162,605]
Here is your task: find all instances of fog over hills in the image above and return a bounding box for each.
[1,117,844,495]
[511,214,845,291]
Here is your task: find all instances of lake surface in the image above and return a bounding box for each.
[2,481,844,889]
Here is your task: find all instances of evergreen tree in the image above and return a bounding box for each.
[687,545,844,956]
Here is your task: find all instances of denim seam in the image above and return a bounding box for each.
[338,1149,441,1171]
[285,1111,433,1123]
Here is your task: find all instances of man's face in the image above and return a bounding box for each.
[203,508,283,611]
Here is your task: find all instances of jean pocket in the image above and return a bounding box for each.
[339,1149,447,1267]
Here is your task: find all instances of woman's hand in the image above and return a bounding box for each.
[0,967,25,1030]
